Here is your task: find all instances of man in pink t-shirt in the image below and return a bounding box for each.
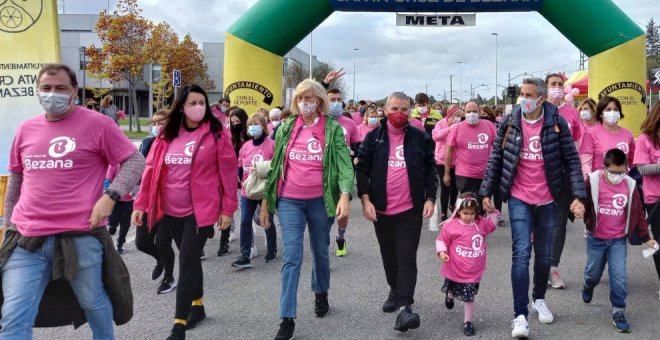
[356,92,438,332]
[1,64,144,338]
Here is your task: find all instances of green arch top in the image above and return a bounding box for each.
[227,0,644,58]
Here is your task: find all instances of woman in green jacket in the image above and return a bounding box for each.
[260,79,353,340]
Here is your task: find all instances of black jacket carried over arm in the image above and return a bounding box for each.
[356,119,438,214]
[478,102,586,203]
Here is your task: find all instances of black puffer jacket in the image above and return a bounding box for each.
[478,102,586,203]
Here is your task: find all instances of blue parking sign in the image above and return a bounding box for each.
[173,69,181,87]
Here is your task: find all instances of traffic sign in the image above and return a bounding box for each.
[173,69,181,88]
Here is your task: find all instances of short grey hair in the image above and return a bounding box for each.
[522,77,547,97]
[385,92,411,108]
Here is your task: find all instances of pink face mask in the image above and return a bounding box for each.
[184,105,206,123]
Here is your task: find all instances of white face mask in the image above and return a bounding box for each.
[418,106,428,114]
[298,100,318,117]
[580,109,592,121]
[39,91,74,116]
[271,120,281,128]
[465,112,479,125]
[603,110,620,125]
[548,87,564,100]
[607,172,625,185]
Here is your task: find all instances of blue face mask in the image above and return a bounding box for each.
[367,117,379,126]
[329,102,343,117]
[151,125,160,136]
[247,125,263,139]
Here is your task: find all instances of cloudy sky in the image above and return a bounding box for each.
[58,0,657,101]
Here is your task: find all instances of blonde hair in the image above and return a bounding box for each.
[256,107,269,116]
[290,78,330,116]
[247,113,269,134]
[363,107,379,123]
[101,95,114,108]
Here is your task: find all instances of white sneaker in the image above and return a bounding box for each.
[548,268,565,289]
[249,245,258,259]
[532,299,554,324]
[228,231,237,242]
[511,315,529,338]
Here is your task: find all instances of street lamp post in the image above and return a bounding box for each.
[492,33,498,106]
[353,48,359,105]
[449,75,454,104]
[457,61,463,107]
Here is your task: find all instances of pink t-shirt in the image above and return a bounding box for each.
[580,124,635,172]
[280,122,325,199]
[8,107,137,236]
[594,175,629,239]
[558,105,582,142]
[356,123,377,143]
[378,123,413,215]
[106,165,133,202]
[409,118,424,131]
[161,126,205,217]
[212,107,231,130]
[238,138,275,198]
[578,120,598,149]
[633,134,660,204]
[436,217,496,283]
[511,118,554,204]
[351,112,364,125]
[336,115,359,146]
[447,120,495,178]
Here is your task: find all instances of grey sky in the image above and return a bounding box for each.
[58,0,658,101]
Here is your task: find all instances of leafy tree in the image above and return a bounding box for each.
[147,22,178,111]
[647,18,659,59]
[285,60,348,98]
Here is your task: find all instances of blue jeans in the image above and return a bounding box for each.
[277,197,334,318]
[0,236,114,340]
[584,235,627,309]
[240,196,277,259]
[508,197,557,317]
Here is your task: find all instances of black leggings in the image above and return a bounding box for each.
[645,203,660,281]
[109,201,133,246]
[437,164,458,219]
[135,215,175,277]
[159,214,214,319]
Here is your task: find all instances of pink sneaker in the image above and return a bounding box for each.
[548,268,565,289]
[486,210,501,226]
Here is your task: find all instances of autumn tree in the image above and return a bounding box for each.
[285,60,348,96]
[147,22,179,110]
[86,0,152,132]
[168,34,214,91]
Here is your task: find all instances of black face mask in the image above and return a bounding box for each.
[231,123,243,132]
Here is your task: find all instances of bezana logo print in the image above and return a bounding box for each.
[184,141,196,157]
[521,136,543,161]
[471,234,484,251]
[48,136,77,158]
[389,145,406,168]
[288,137,323,162]
[307,138,322,154]
[24,136,76,170]
[612,194,628,210]
[616,142,629,153]
[477,133,489,144]
[529,136,541,153]
[468,133,490,150]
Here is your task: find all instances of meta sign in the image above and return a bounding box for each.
[331,0,544,12]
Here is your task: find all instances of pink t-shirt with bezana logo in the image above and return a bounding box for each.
[377,123,413,216]
[558,104,582,142]
[594,175,629,240]
[511,119,554,204]
[238,138,275,198]
[580,124,635,172]
[336,115,359,146]
[446,120,495,178]
[161,126,205,217]
[436,217,496,283]
[633,134,660,204]
[356,123,377,143]
[106,165,133,202]
[280,124,325,199]
[9,107,137,236]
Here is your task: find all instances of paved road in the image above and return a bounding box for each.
[34,199,660,340]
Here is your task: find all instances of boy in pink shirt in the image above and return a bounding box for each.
[581,149,657,333]
[436,193,496,336]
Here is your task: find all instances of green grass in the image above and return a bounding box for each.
[118,118,151,126]
[123,131,150,139]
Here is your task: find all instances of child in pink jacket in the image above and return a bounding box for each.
[436,192,497,337]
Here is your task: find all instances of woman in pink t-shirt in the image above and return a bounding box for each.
[436,193,496,336]
[132,84,238,340]
[580,96,636,175]
[633,102,660,290]
[356,107,380,143]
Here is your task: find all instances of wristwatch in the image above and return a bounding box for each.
[105,189,121,201]
[341,192,352,200]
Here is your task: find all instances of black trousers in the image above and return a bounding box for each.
[646,202,660,281]
[455,176,483,196]
[551,180,572,267]
[374,209,422,306]
[159,214,214,320]
[135,214,176,279]
[437,164,457,219]
[109,201,133,246]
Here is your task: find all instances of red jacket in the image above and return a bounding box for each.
[134,122,238,230]
[583,171,650,243]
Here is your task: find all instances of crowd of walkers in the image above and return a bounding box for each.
[0,64,659,340]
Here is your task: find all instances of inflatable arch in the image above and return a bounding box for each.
[223,0,647,134]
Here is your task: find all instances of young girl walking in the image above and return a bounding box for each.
[436,192,497,336]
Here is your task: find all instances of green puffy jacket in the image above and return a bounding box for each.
[264,114,354,217]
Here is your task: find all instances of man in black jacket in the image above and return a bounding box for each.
[479,78,586,339]
[356,92,437,333]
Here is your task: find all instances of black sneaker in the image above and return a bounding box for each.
[394,305,420,332]
[612,311,630,333]
[265,250,277,263]
[152,262,164,281]
[157,276,177,294]
[108,225,117,235]
[445,293,454,310]
[274,318,295,340]
[582,285,594,303]
[314,292,329,317]
[200,250,206,260]
[382,289,397,313]
[165,323,186,340]
[217,243,230,256]
[464,321,475,336]
[116,246,126,255]
[231,256,252,269]
[186,305,206,330]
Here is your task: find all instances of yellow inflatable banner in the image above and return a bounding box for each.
[0,0,60,175]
